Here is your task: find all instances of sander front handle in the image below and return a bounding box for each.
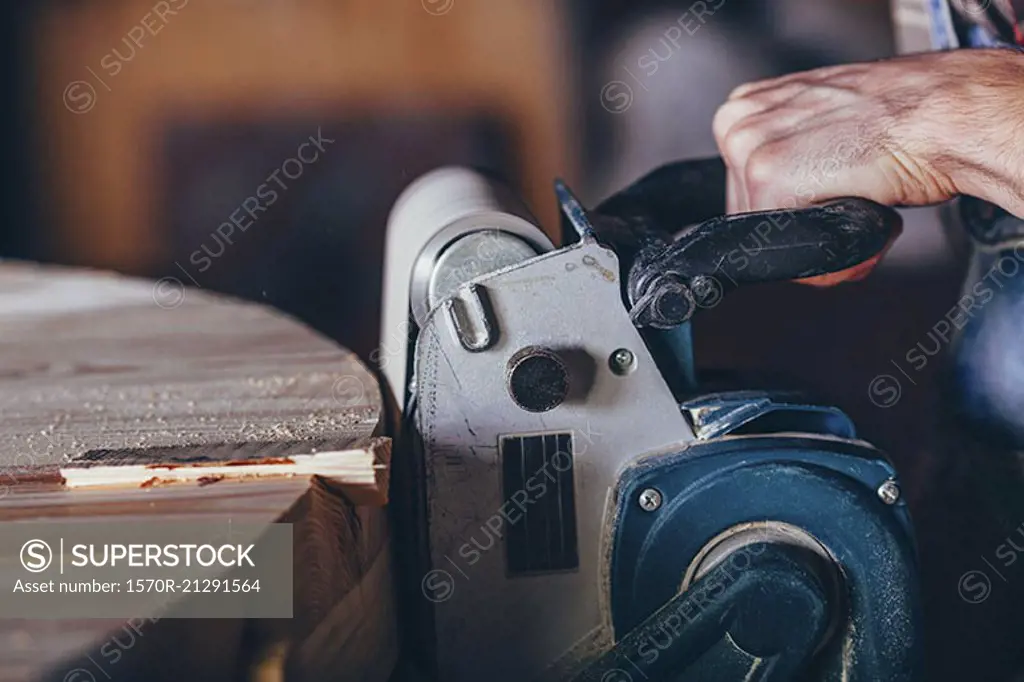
[584,157,903,329]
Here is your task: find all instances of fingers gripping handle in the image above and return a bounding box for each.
[591,157,903,329]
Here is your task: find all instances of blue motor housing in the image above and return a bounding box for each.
[605,391,922,682]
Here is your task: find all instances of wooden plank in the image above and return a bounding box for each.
[60,443,390,506]
[0,263,395,681]
[1,478,312,682]
[0,262,381,474]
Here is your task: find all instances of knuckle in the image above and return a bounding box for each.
[722,123,765,165]
[744,146,781,190]
[728,73,800,102]
[727,79,763,101]
[768,81,815,105]
[712,102,739,144]
[727,83,752,101]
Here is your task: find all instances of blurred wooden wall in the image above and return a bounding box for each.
[33,0,574,273]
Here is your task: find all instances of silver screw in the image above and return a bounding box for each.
[610,348,637,376]
[638,488,662,512]
[877,480,901,505]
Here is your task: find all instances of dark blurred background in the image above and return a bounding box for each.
[1,1,1022,679]
[0,0,909,358]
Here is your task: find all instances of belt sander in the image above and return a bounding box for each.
[379,157,922,682]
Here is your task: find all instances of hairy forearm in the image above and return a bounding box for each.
[915,50,1024,218]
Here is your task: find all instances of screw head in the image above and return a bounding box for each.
[877,480,901,505]
[638,488,662,512]
[610,348,637,376]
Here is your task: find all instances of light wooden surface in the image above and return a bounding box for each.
[0,263,395,682]
[0,262,381,473]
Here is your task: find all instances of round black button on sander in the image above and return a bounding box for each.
[506,347,569,413]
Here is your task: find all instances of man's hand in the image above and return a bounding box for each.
[714,49,1024,220]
